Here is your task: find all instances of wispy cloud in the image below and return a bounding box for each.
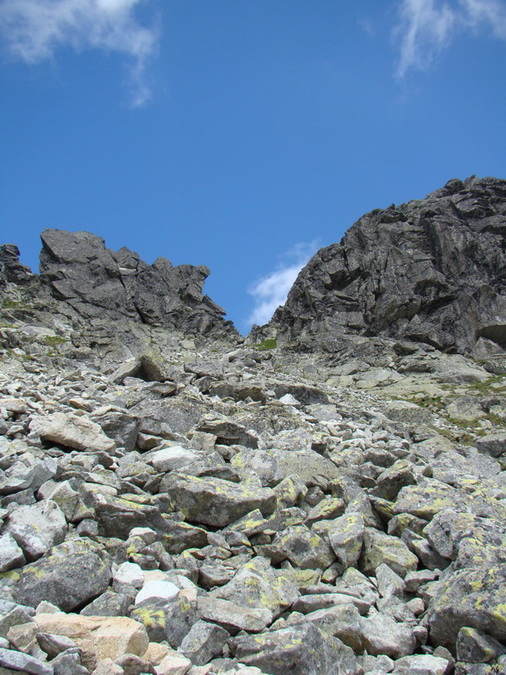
[0,0,159,106]
[394,0,506,77]
[246,241,320,329]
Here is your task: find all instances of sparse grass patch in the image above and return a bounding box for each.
[255,338,277,351]
[43,335,67,347]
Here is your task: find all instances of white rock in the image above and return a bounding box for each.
[128,527,157,545]
[278,394,300,406]
[114,562,145,588]
[392,654,450,674]
[155,651,192,675]
[135,580,180,605]
[0,533,25,572]
[148,446,197,472]
[6,500,67,560]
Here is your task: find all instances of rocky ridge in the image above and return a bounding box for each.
[0,178,505,675]
[259,176,506,355]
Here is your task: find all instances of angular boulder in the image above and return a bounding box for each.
[160,473,277,528]
[12,539,111,611]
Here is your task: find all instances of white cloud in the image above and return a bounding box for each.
[0,0,159,106]
[246,241,320,328]
[394,0,506,77]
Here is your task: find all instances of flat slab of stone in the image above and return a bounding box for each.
[231,622,360,675]
[30,412,115,452]
[197,596,272,633]
[160,473,276,527]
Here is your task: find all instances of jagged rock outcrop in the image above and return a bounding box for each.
[263,176,506,354]
[38,229,235,336]
[0,229,239,354]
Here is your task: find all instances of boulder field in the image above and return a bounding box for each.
[0,176,505,674]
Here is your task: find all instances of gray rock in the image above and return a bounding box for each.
[210,556,299,619]
[360,528,418,577]
[160,473,277,528]
[132,590,197,648]
[257,525,335,570]
[0,534,25,572]
[360,611,416,658]
[179,619,229,665]
[38,228,238,339]
[197,596,272,633]
[230,622,360,675]
[475,432,506,458]
[0,647,53,674]
[391,654,450,674]
[5,500,67,560]
[456,626,505,663]
[327,511,365,569]
[12,540,111,611]
[80,590,131,617]
[146,446,198,472]
[262,176,506,354]
[231,448,340,487]
[51,650,88,675]
[299,602,364,653]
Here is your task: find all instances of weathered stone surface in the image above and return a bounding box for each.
[230,622,360,675]
[146,446,197,472]
[30,413,116,452]
[262,176,506,354]
[34,613,149,671]
[131,591,197,648]
[475,432,506,457]
[427,560,506,648]
[360,528,418,577]
[13,539,111,611]
[299,602,364,653]
[0,646,53,674]
[210,557,298,619]
[360,611,416,658]
[197,596,272,633]
[0,533,25,572]
[160,474,277,528]
[38,228,238,339]
[392,654,451,674]
[5,500,67,560]
[179,620,229,666]
[231,448,340,487]
[258,525,335,570]
[327,511,365,569]
[456,626,505,663]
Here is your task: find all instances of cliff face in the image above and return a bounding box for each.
[37,229,238,338]
[0,229,239,365]
[266,176,506,354]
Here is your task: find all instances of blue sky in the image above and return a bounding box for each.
[1,1,505,333]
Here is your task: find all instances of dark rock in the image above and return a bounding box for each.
[230,622,360,675]
[38,229,238,339]
[12,540,111,611]
[0,245,33,286]
[263,176,506,354]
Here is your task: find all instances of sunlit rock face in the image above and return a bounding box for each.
[266,176,506,354]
